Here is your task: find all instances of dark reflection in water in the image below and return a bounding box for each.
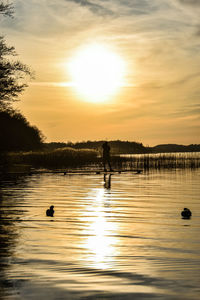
[0,175,33,298]
[0,201,15,298]
[104,174,112,189]
[0,170,200,300]
[0,194,18,296]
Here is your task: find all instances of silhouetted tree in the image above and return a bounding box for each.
[0,1,44,155]
[0,109,44,151]
[0,1,13,16]
[0,1,32,109]
[0,37,32,108]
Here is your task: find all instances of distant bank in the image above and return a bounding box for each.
[44,140,200,155]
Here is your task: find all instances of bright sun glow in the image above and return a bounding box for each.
[68,44,126,103]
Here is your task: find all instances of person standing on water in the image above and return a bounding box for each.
[102,141,113,172]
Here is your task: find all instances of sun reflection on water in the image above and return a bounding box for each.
[82,188,118,269]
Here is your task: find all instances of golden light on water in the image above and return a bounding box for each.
[82,188,118,269]
[68,44,126,103]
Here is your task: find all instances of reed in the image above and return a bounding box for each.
[112,153,200,170]
[5,150,200,171]
[8,147,99,169]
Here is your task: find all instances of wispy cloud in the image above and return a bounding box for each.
[65,0,114,16]
[30,81,75,87]
[178,0,200,7]
[169,72,200,87]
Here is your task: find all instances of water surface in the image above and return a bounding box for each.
[0,170,200,299]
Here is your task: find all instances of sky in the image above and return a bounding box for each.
[1,0,200,145]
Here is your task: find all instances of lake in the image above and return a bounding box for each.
[0,169,200,299]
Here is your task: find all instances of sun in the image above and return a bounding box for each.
[68,44,125,103]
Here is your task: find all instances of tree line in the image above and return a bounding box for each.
[44,141,200,154]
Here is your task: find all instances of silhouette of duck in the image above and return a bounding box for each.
[46,205,54,217]
[181,208,192,219]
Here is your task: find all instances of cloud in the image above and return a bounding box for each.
[0,0,193,42]
[165,72,200,88]
[30,82,74,87]
[64,0,164,18]
[65,0,114,16]
[178,0,200,6]
[173,0,200,24]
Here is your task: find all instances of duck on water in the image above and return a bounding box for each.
[46,205,54,217]
[181,208,192,219]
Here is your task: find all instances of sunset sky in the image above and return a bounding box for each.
[1,0,200,145]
